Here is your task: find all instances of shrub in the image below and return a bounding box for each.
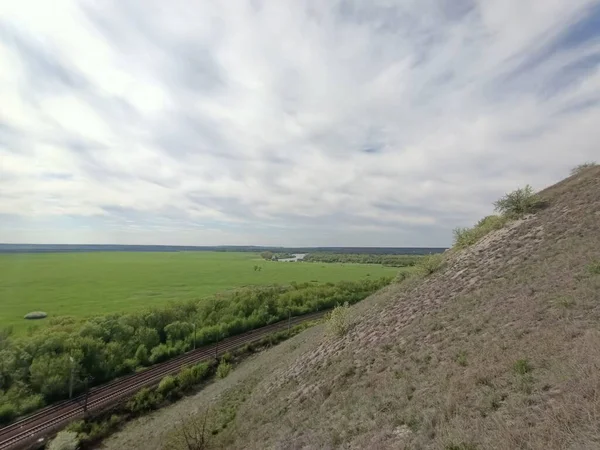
[157,375,178,396]
[395,270,410,283]
[570,161,597,176]
[216,360,232,379]
[0,402,16,424]
[453,215,508,249]
[493,185,542,217]
[47,431,79,450]
[192,362,211,381]
[177,365,207,391]
[326,302,351,337]
[24,311,47,320]
[455,350,468,367]
[135,344,149,366]
[127,387,162,413]
[149,343,177,364]
[417,254,445,276]
[513,359,532,375]
[587,261,600,275]
[19,394,44,414]
[220,351,233,363]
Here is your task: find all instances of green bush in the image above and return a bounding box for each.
[395,270,410,283]
[220,351,233,363]
[0,402,17,424]
[417,254,445,276]
[47,431,79,450]
[192,362,212,380]
[127,387,162,413]
[135,344,149,366]
[494,185,542,218]
[453,215,508,249]
[571,162,597,176]
[19,394,44,414]
[216,360,232,379]
[513,359,532,375]
[326,302,351,337]
[157,375,178,396]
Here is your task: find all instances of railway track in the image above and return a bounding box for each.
[0,310,327,450]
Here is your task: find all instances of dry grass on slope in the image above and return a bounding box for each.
[182,167,599,450]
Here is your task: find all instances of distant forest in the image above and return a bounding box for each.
[0,244,447,255]
[303,253,423,267]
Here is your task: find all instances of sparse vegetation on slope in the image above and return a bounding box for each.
[571,161,597,176]
[453,215,508,249]
[114,166,600,450]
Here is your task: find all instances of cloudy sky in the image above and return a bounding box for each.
[0,0,599,247]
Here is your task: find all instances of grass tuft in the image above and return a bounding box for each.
[513,359,532,375]
[587,261,600,275]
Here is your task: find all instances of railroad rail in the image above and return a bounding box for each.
[0,310,327,450]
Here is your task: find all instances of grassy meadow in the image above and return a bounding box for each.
[0,251,400,332]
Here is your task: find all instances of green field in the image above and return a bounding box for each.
[0,252,399,332]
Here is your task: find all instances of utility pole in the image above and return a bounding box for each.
[287,308,291,335]
[68,356,75,399]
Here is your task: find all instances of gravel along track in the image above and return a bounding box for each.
[0,310,327,450]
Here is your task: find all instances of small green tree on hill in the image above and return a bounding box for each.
[493,185,542,218]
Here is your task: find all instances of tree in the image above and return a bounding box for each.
[135,327,160,351]
[164,321,193,344]
[29,353,73,399]
[135,344,149,366]
[260,251,274,261]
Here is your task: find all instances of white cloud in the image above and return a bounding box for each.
[0,0,599,246]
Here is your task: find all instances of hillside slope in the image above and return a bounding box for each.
[104,167,600,450]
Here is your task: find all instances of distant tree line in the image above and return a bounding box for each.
[0,277,390,423]
[303,253,423,267]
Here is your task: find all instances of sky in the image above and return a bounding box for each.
[0,0,599,247]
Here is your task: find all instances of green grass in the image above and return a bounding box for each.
[0,252,401,332]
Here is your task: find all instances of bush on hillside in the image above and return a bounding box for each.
[327,302,351,337]
[216,360,232,379]
[417,254,445,276]
[493,185,542,218]
[395,270,410,283]
[453,215,508,249]
[157,375,178,397]
[127,387,163,413]
[587,261,600,275]
[47,431,79,450]
[570,162,597,176]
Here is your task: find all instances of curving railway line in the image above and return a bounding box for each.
[0,310,327,450]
